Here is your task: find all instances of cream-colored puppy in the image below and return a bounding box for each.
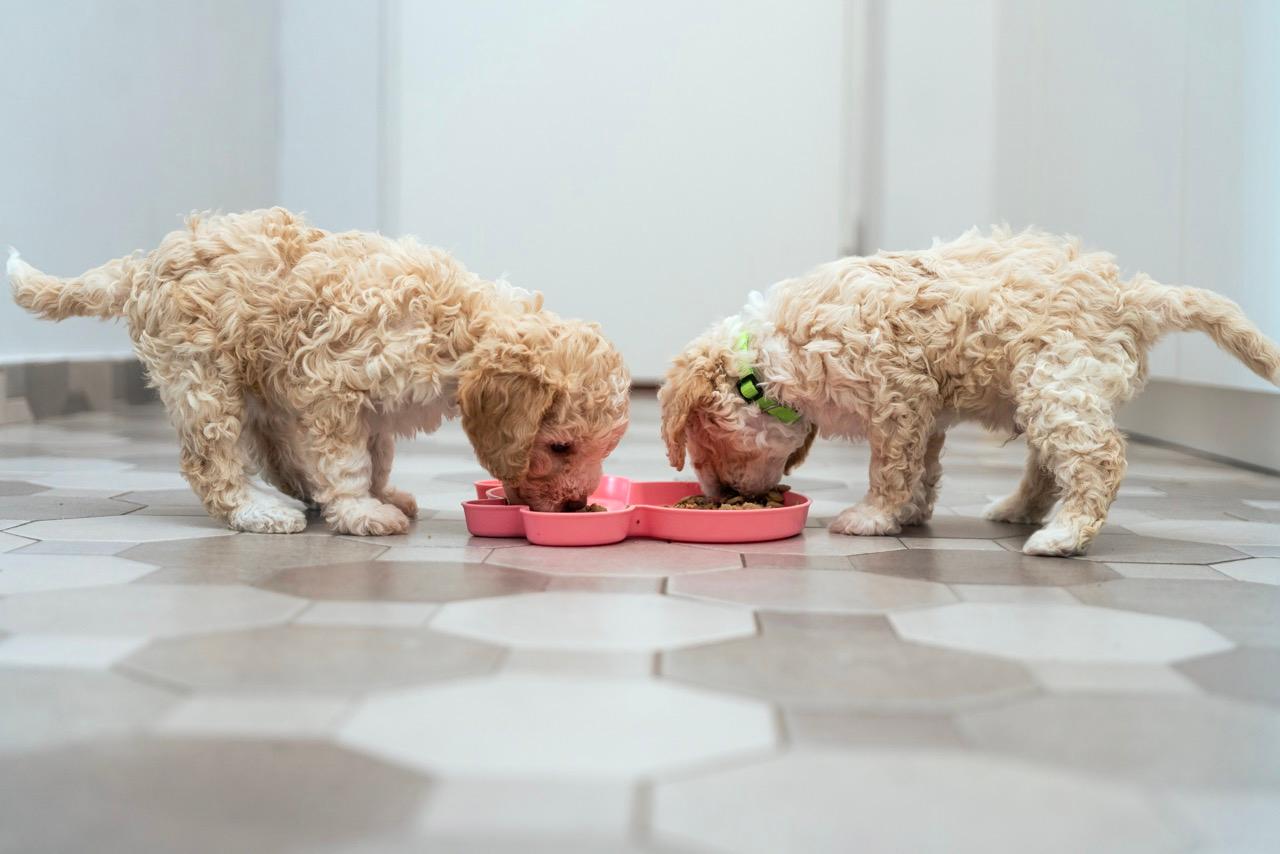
[10,208,629,535]
[661,228,1280,556]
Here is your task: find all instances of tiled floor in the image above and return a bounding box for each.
[1,393,1279,853]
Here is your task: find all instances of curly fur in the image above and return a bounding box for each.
[10,208,629,534]
[661,227,1280,556]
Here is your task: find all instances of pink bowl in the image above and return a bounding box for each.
[461,476,810,546]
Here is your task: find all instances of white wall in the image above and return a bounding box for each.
[277,0,383,232]
[993,0,1279,392]
[0,0,280,364]
[871,0,997,251]
[387,0,847,382]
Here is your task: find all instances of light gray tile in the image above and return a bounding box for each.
[669,567,956,614]
[853,548,1118,585]
[652,750,1187,854]
[959,694,1280,788]
[121,533,387,582]
[0,494,138,522]
[663,612,1036,712]
[0,480,47,497]
[783,709,967,749]
[0,739,429,854]
[1071,578,1280,647]
[0,670,175,753]
[259,560,549,602]
[1105,562,1229,580]
[1176,647,1280,706]
[123,625,503,691]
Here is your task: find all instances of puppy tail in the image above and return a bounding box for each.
[8,248,139,320]
[1141,278,1280,385]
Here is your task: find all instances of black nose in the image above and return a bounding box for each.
[562,499,587,512]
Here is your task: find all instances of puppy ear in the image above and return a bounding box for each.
[658,358,714,471]
[784,424,817,474]
[459,360,558,483]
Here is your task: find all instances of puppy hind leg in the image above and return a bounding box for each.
[984,448,1059,524]
[243,409,317,510]
[369,433,418,519]
[1018,390,1126,556]
[302,401,409,536]
[165,364,305,534]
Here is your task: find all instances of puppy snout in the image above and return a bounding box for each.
[561,498,588,512]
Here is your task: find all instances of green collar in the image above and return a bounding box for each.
[734,331,801,424]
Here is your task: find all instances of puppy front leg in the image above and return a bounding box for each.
[368,432,418,519]
[301,403,410,536]
[831,408,934,537]
[901,431,946,526]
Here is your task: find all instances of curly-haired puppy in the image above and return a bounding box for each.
[10,208,629,535]
[660,228,1280,556]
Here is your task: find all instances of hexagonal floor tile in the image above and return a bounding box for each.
[120,534,386,582]
[0,530,35,553]
[691,530,903,557]
[0,456,131,477]
[10,514,237,543]
[851,549,1118,586]
[651,750,1185,854]
[898,515,1039,539]
[123,625,502,691]
[0,554,156,593]
[889,602,1234,663]
[959,694,1280,788]
[1175,647,1280,706]
[662,612,1035,711]
[1071,579,1280,647]
[669,567,955,613]
[256,560,548,602]
[0,635,148,669]
[0,584,306,636]
[1126,519,1280,547]
[487,540,742,577]
[432,592,754,651]
[0,739,429,854]
[0,480,47,497]
[0,669,175,753]
[0,494,139,522]
[339,674,776,779]
[1213,557,1280,585]
[997,533,1246,564]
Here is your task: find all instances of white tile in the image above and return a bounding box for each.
[155,695,352,738]
[951,585,1078,604]
[0,584,307,636]
[0,531,35,553]
[0,519,24,530]
[1105,562,1228,580]
[339,675,776,779]
[1126,519,1280,547]
[416,779,632,839]
[1030,662,1200,695]
[652,750,1185,854]
[1161,788,1280,854]
[889,602,1235,664]
[502,649,655,678]
[1236,545,1280,557]
[488,540,742,577]
[1242,499,1280,511]
[294,601,438,628]
[691,529,904,557]
[375,546,493,563]
[28,470,190,492]
[0,555,156,594]
[900,538,1005,551]
[670,568,956,614]
[1212,558,1280,586]
[0,456,132,476]
[431,592,755,651]
[10,514,237,543]
[0,634,147,669]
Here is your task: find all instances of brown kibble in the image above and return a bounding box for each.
[669,485,791,510]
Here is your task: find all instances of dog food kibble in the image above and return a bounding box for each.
[671,485,789,510]
[578,503,608,513]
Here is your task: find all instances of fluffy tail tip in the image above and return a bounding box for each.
[6,246,24,278]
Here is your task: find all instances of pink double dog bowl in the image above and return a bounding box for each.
[462,476,811,546]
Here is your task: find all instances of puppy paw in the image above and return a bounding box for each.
[378,487,418,520]
[829,504,901,536]
[229,500,308,534]
[983,496,1048,525]
[1022,523,1089,557]
[328,497,411,536]
[899,505,935,527]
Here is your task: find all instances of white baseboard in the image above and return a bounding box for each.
[1119,379,1280,473]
